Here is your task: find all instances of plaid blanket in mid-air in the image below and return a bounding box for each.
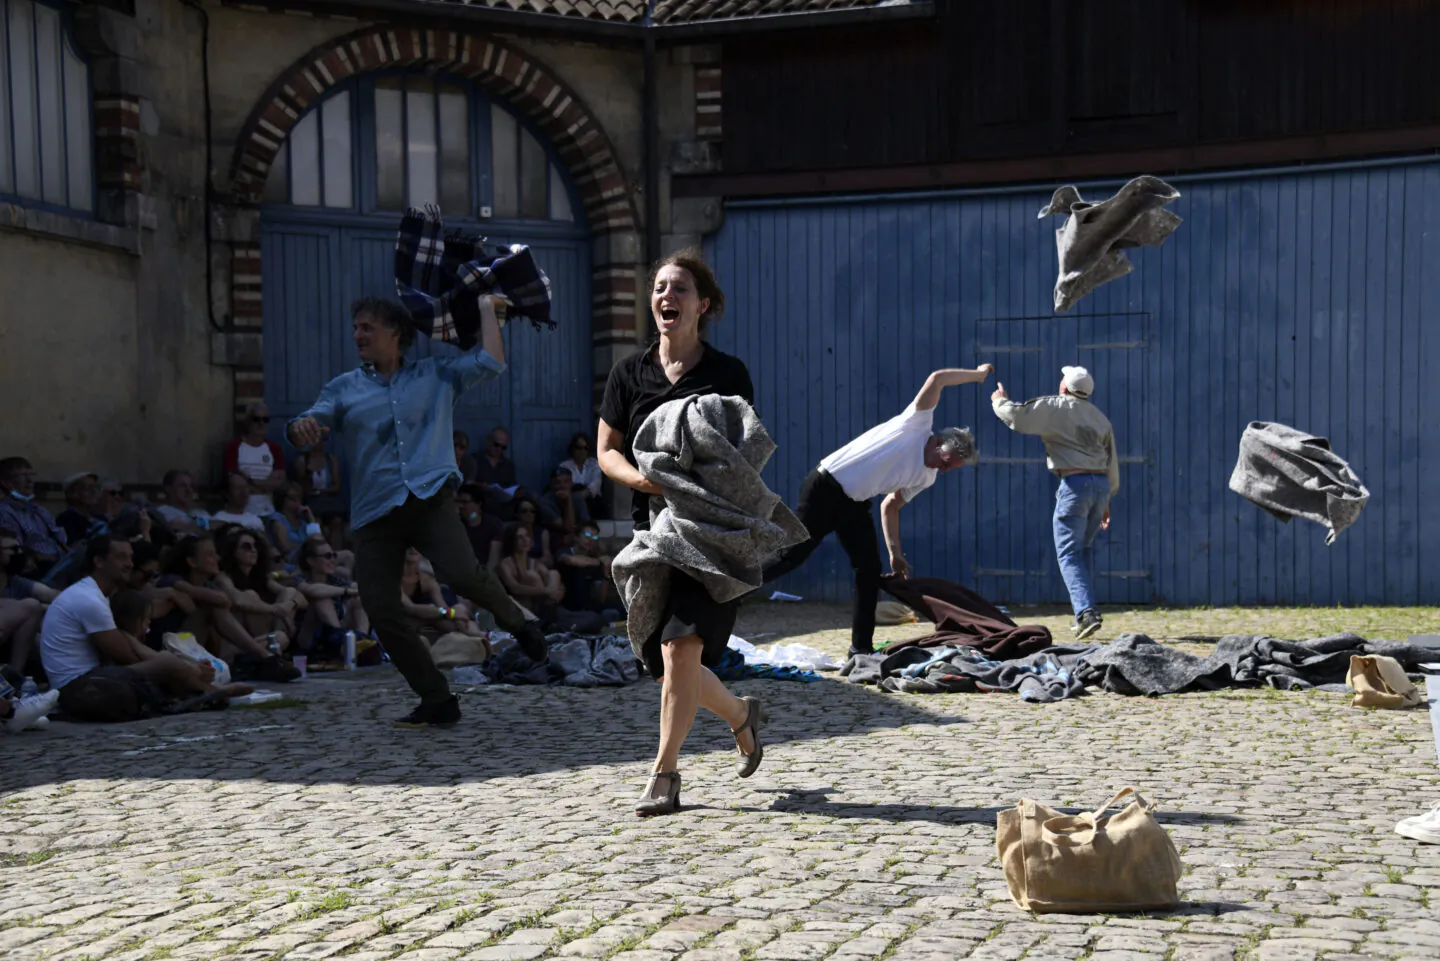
[393,204,554,349]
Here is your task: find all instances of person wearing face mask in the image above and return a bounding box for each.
[598,248,769,817]
[0,457,68,576]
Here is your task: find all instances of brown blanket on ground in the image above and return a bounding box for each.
[879,576,1054,659]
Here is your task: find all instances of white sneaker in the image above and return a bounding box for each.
[3,690,59,733]
[1395,802,1440,844]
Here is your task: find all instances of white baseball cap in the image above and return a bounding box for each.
[1061,366,1094,399]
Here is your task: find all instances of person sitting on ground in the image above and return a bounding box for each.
[216,528,305,640]
[157,534,297,679]
[55,472,104,545]
[400,548,487,640]
[496,521,569,627]
[126,540,194,647]
[0,529,57,681]
[224,403,287,516]
[456,483,503,572]
[109,589,253,699]
[513,497,553,568]
[295,536,369,655]
[289,440,345,518]
[37,536,253,720]
[453,430,479,483]
[559,432,605,519]
[155,469,212,535]
[269,483,322,563]
[0,457,67,575]
[475,426,521,514]
[211,473,268,534]
[554,520,620,616]
[539,466,589,541]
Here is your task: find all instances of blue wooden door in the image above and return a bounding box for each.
[708,157,1440,606]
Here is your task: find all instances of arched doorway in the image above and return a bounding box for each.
[258,71,592,494]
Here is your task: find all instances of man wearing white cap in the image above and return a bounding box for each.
[991,366,1119,640]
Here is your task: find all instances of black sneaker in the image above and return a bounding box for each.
[393,694,461,729]
[1073,609,1103,641]
[848,646,875,659]
[516,624,549,663]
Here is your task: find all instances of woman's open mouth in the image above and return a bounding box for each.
[659,306,680,321]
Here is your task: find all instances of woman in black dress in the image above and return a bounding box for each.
[597,249,766,816]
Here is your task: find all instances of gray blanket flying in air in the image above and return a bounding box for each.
[1076,632,1434,695]
[1039,176,1182,312]
[1228,421,1369,545]
[611,394,808,659]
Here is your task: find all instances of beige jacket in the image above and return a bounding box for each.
[992,394,1120,496]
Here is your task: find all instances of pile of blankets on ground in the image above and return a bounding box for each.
[842,576,1437,703]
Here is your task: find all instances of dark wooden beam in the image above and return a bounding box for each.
[673,124,1440,198]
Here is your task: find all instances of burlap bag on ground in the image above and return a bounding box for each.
[996,787,1182,913]
[1347,654,1422,709]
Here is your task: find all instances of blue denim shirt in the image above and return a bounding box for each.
[291,351,506,530]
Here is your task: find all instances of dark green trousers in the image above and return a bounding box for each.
[353,487,531,704]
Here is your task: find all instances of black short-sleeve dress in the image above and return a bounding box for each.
[600,342,755,679]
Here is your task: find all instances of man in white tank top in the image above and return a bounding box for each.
[762,365,993,657]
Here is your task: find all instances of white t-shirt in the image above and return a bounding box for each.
[819,402,939,504]
[39,577,115,690]
[212,510,267,533]
[236,441,277,515]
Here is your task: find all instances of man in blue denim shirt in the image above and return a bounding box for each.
[288,295,547,728]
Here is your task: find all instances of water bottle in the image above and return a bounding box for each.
[265,633,282,658]
[20,677,38,698]
[343,631,357,670]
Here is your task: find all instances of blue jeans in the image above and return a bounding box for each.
[1053,474,1110,617]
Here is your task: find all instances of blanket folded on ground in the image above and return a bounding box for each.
[611,395,808,659]
[843,644,1095,702]
[1075,633,1433,695]
[1228,421,1369,545]
[878,576,1054,659]
[394,205,554,348]
[481,634,641,686]
[1039,176,1182,312]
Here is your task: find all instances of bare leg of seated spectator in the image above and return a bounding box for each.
[207,608,288,663]
[343,598,369,635]
[0,598,45,674]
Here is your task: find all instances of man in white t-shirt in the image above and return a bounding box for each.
[224,403,287,515]
[39,535,238,719]
[762,365,993,656]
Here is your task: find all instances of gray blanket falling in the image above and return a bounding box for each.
[1039,175,1183,312]
[611,394,808,659]
[1227,421,1369,545]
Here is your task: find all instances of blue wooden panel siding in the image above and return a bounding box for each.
[706,157,1440,606]
[259,72,592,497]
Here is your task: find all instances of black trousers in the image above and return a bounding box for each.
[762,468,882,653]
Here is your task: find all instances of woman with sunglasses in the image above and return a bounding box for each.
[560,432,604,520]
[296,536,369,649]
[597,248,766,817]
[216,528,306,639]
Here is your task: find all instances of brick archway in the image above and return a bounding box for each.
[224,26,641,416]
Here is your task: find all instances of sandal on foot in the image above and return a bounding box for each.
[732,696,766,778]
[636,771,682,817]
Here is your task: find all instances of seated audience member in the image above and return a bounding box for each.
[513,498,553,568]
[212,473,268,534]
[496,522,568,627]
[295,537,369,654]
[476,426,522,514]
[158,535,297,680]
[216,528,305,639]
[224,403,287,515]
[539,466,589,540]
[456,483,503,571]
[554,520,620,615]
[453,430,479,483]
[96,479,127,527]
[0,457,67,574]
[37,536,252,720]
[399,548,487,640]
[127,540,193,644]
[290,441,345,518]
[109,590,253,700]
[269,483,322,562]
[156,470,212,534]
[55,472,104,545]
[0,528,58,677]
[560,432,605,519]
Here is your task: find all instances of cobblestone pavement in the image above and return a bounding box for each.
[3,607,1439,961]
